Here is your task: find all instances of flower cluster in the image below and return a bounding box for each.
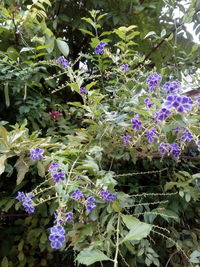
[49,162,60,172]
[144,98,154,108]
[80,87,86,95]
[95,41,107,55]
[100,190,117,202]
[49,224,66,249]
[52,171,65,183]
[49,162,65,183]
[159,143,181,158]
[155,108,171,122]
[49,110,63,121]
[181,131,193,142]
[146,72,162,90]
[123,135,131,144]
[56,56,70,68]
[30,147,44,161]
[121,63,130,71]
[169,143,181,158]
[71,189,84,200]
[159,143,169,155]
[54,211,73,224]
[146,128,157,143]
[86,196,96,212]
[131,114,142,130]
[162,81,181,94]
[164,95,193,113]
[16,192,35,214]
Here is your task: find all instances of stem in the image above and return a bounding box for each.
[114,213,120,267]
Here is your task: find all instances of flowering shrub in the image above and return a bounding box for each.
[1,10,200,267]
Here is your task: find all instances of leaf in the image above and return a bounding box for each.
[160,29,166,38]
[80,28,94,37]
[0,155,7,175]
[144,31,156,39]
[121,215,140,230]
[1,257,8,267]
[37,161,45,177]
[122,223,152,243]
[18,240,24,251]
[15,158,29,185]
[121,215,152,242]
[76,248,110,265]
[56,39,69,57]
[4,82,10,107]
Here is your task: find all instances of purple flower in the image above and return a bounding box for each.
[169,143,181,158]
[100,190,117,202]
[22,193,35,214]
[16,191,25,201]
[121,63,130,71]
[95,41,107,55]
[65,212,73,223]
[162,81,181,94]
[49,224,66,249]
[164,95,194,113]
[181,131,193,142]
[131,115,142,130]
[52,171,65,183]
[146,128,157,143]
[56,56,70,68]
[144,98,154,108]
[30,148,44,161]
[71,189,84,200]
[155,108,171,122]
[123,135,131,144]
[146,72,162,90]
[86,202,96,212]
[86,196,95,203]
[80,87,86,94]
[159,143,169,155]
[49,162,60,173]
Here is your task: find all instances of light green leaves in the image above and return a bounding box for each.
[121,215,152,243]
[56,39,69,57]
[76,248,110,265]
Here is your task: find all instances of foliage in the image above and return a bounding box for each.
[0,1,200,267]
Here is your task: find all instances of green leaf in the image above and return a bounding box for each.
[15,158,29,185]
[121,215,140,230]
[121,215,152,242]
[122,223,152,243]
[37,161,45,177]
[4,82,10,107]
[18,240,24,251]
[0,155,7,175]
[160,29,166,38]
[144,31,156,39]
[1,257,8,267]
[80,28,94,37]
[76,248,110,265]
[56,39,69,57]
